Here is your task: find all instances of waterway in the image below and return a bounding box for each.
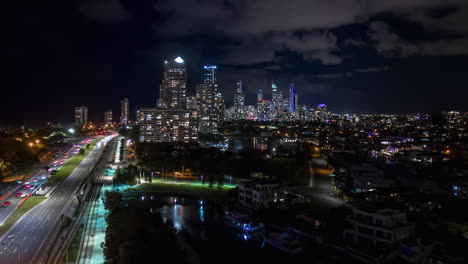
[124,195,325,264]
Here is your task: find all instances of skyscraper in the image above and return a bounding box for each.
[203,64,217,84]
[120,98,129,125]
[257,89,263,101]
[271,81,278,101]
[158,57,187,109]
[289,83,296,113]
[257,100,271,121]
[233,80,246,120]
[74,106,88,127]
[196,64,224,133]
[104,110,113,126]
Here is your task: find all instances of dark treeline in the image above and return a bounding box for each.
[104,203,186,264]
[135,142,312,185]
[0,139,38,182]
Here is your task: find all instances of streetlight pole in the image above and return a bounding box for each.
[0,242,21,264]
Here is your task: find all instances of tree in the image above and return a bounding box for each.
[79,148,85,155]
[103,191,123,211]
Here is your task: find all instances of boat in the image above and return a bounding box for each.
[263,231,303,254]
[224,212,264,232]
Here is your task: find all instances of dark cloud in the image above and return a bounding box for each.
[315,73,352,79]
[355,66,389,72]
[369,21,468,57]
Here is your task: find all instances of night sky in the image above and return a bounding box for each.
[3,0,468,127]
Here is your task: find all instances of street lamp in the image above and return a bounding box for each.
[0,242,21,264]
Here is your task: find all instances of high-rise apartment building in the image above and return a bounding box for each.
[75,106,88,127]
[104,110,113,126]
[138,57,197,142]
[158,57,187,109]
[138,108,198,142]
[196,64,224,133]
[120,98,129,125]
[233,80,246,120]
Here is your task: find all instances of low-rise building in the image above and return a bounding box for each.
[344,202,414,263]
[238,179,283,208]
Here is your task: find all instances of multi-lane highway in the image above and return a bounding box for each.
[0,135,113,264]
[0,139,92,224]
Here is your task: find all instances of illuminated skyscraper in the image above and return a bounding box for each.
[104,110,112,126]
[289,83,296,113]
[139,57,197,142]
[257,100,271,121]
[196,65,224,133]
[233,80,246,120]
[257,89,263,101]
[120,98,129,125]
[158,57,187,109]
[203,64,217,84]
[74,106,88,127]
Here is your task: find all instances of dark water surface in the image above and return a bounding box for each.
[125,196,325,264]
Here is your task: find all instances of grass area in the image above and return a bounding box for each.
[0,196,46,237]
[46,138,101,186]
[130,179,236,201]
[67,224,84,262]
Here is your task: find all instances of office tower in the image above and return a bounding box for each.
[138,108,198,142]
[257,100,271,121]
[203,64,217,84]
[196,64,224,133]
[120,98,129,125]
[159,57,187,109]
[104,110,113,126]
[289,83,296,113]
[233,80,246,120]
[74,106,88,127]
[187,96,197,110]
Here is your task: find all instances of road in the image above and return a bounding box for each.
[286,157,344,208]
[0,138,92,224]
[0,136,112,264]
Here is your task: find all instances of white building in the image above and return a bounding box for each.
[344,203,414,263]
[238,180,283,208]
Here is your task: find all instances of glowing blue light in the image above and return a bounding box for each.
[453,186,459,190]
[243,234,248,240]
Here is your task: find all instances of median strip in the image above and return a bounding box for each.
[0,193,10,201]
[46,138,102,186]
[17,194,32,207]
[0,196,46,238]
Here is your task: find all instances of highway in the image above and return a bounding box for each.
[0,138,92,224]
[0,135,113,264]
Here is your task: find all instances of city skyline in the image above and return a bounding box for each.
[3,1,468,127]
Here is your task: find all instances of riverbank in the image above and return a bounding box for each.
[124,179,237,202]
